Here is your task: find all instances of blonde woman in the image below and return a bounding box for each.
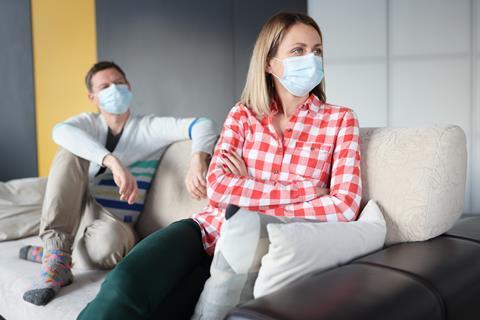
[78,12,361,320]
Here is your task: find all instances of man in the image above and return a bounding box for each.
[18,61,218,306]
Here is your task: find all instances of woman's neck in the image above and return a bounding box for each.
[274,86,308,118]
[101,110,130,135]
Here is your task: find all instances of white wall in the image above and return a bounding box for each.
[309,0,479,214]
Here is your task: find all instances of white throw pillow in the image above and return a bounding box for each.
[253,200,386,298]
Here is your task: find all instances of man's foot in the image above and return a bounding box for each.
[19,245,43,263]
[23,249,73,306]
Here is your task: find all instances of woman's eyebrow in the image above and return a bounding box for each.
[290,42,307,47]
[290,42,323,47]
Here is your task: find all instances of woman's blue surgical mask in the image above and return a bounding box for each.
[97,84,132,114]
[272,53,324,97]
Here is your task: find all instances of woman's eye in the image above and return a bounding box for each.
[291,47,303,55]
[313,48,323,56]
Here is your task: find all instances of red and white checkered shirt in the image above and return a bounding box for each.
[192,94,362,255]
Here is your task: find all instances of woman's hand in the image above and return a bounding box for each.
[220,150,248,176]
[185,152,210,200]
[102,154,139,205]
[317,187,330,197]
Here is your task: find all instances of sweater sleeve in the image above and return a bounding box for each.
[52,113,109,166]
[206,106,322,211]
[147,116,218,155]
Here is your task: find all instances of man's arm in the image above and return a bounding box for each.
[147,116,217,152]
[148,116,218,200]
[53,113,139,204]
[188,117,219,156]
[186,118,218,200]
[102,154,138,205]
[52,113,109,166]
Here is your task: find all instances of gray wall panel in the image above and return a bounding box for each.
[0,1,37,180]
[96,0,234,126]
[96,0,306,127]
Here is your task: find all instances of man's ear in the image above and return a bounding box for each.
[88,92,95,102]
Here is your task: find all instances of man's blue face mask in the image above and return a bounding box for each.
[97,84,132,114]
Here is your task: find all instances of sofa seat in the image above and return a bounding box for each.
[0,236,106,320]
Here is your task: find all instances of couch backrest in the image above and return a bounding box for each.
[136,141,209,238]
[137,125,467,244]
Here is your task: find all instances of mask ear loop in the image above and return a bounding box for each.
[269,57,283,81]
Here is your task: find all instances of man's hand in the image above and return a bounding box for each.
[185,152,210,200]
[102,154,138,205]
[220,150,248,176]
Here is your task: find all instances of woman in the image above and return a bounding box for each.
[78,11,361,320]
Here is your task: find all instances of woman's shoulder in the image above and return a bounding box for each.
[228,102,255,120]
[322,102,353,113]
[321,102,357,119]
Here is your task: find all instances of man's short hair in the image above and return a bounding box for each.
[85,61,127,92]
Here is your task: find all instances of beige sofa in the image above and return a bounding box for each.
[0,126,467,320]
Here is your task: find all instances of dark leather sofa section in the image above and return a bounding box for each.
[225,217,480,320]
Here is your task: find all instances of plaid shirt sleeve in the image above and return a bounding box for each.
[206,106,323,211]
[276,109,362,221]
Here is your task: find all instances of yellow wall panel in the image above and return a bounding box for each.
[31,0,97,176]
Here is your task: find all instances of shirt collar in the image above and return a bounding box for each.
[308,94,323,113]
[261,94,323,125]
[270,93,322,114]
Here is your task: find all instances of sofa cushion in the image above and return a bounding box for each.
[253,200,386,298]
[359,126,467,245]
[0,177,46,241]
[0,236,106,320]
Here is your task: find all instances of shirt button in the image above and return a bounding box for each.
[273,169,279,174]
[286,128,293,132]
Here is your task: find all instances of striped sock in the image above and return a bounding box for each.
[19,245,44,263]
[23,249,73,306]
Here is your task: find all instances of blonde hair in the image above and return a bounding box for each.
[240,12,326,116]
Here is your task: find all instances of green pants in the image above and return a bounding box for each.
[77,219,212,320]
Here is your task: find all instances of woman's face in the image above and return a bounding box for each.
[267,23,323,80]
